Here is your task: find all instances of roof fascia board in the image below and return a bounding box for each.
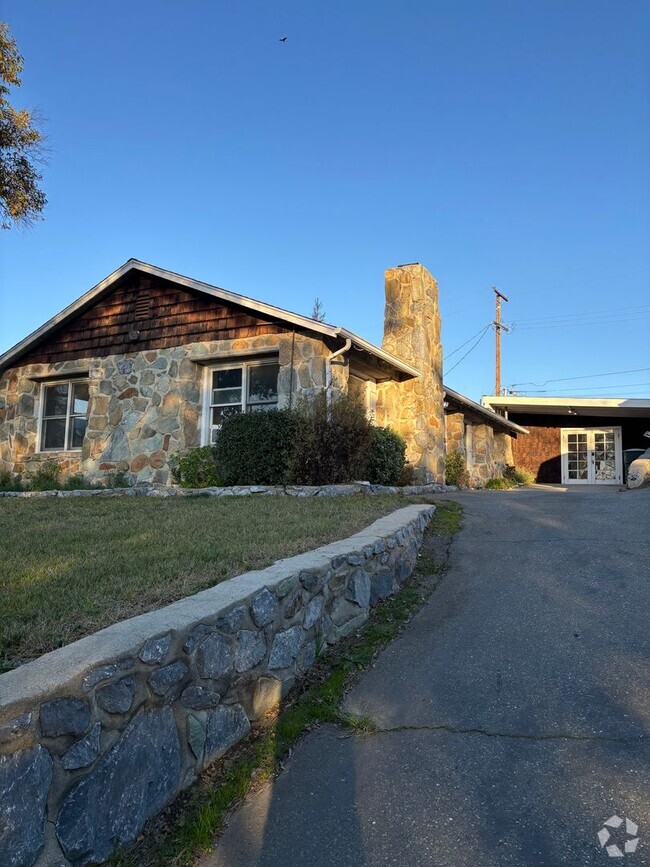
[338,328,420,378]
[483,396,650,410]
[445,386,529,434]
[0,260,421,382]
[132,262,341,339]
[0,259,341,373]
[0,260,136,373]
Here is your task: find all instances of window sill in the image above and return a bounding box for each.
[36,449,83,456]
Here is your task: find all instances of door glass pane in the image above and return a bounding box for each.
[44,384,69,417]
[566,431,588,480]
[72,382,89,415]
[594,430,617,480]
[43,418,66,449]
[69,417,87,448]
[247,364,279,404]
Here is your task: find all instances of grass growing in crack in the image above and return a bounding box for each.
[109,501,462,867]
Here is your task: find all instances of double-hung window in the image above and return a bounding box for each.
[39,380,89,451]
[207,361,279,443]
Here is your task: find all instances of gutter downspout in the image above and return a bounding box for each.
[326,338,352,402]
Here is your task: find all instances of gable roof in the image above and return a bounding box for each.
[0,259,420,379]
[444,386,528,435]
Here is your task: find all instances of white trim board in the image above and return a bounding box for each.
[0,260,420,380]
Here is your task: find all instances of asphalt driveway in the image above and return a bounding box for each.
[203,486,650,866]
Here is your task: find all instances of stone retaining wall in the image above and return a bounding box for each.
[0,504,434,867]
[0,481,451,500]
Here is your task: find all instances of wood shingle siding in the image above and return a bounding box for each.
[19,273,288,365]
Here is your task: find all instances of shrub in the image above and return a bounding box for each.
[445,450,469,487]
[61,473,104,491]
[289,393,371,485]
[171,446,222,488]
[485,477,513,490]
[397,463,416,487]
[216,411,298,486]
[29,461,61,491]
[504,465,536,486]
[366,427,407,485]
[106,470,132,488]
[0,470,24,492]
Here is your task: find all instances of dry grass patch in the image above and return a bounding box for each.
[0,494,409,669]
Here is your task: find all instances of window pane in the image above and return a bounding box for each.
[212,387,243,406]
[69,417,87,448]
[42,418,66,450]
[212,405,242,426]
[248,402,278,413]
[72,382,89,415]
[248,364,279,403]
[213,368,242,390]
[44,384,69,417]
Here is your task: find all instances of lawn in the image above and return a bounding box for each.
[0,494,414,670]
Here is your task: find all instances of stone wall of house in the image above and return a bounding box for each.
[375,264,445,484]
[0,504,433,867]
[443,411,515,486]
[0,332,343,486]
[444,412,466,457]
[468,423,513,485]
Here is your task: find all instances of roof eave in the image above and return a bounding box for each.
[444,385,529,435]
[337,328,420,379]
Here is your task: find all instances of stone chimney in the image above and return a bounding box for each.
[375,263,445,483]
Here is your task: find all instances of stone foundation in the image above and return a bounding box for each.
[0,505,433,867]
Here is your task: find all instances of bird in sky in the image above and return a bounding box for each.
[279,36,288,42]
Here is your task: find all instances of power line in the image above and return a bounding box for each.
[521,381,650,394]
[513,305,650,325]
[508,367,650,389]
[443,324,493,361]
[512,314,650,331]
[444,326,491,377]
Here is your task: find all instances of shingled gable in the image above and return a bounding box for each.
[0,259,419,379]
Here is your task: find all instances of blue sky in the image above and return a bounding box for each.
[1,0,649,401]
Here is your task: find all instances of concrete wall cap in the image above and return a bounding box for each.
[0,504,433,717]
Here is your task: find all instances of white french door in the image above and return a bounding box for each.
[561,427,622,485]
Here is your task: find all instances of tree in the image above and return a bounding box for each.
[311,297,326,322]
[0,22,46,228]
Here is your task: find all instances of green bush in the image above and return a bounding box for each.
[215,393,403,487]
[445,450,469,487]
[485,477,514,490]
[504,465,536,486]
[106,470,132,488]
[170,446,222,488]
[366,426,407,485]
[216,411,298,486]
[29,461,61,491]
[0,470,24,492]
[288,393,371,485]
[61,473,104,491]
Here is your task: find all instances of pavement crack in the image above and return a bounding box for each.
[364,723,647,743]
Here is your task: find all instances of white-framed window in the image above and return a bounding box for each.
[38,380,89,452]
[204,360,280,444]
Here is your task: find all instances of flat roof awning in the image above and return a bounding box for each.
[483,396,650,419]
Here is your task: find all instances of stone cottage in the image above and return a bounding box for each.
[0,260,523,486]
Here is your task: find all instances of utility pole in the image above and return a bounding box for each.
[493,286,509,396]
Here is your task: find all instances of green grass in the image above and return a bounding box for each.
[108,501,462,867]
[0,494,412,669]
